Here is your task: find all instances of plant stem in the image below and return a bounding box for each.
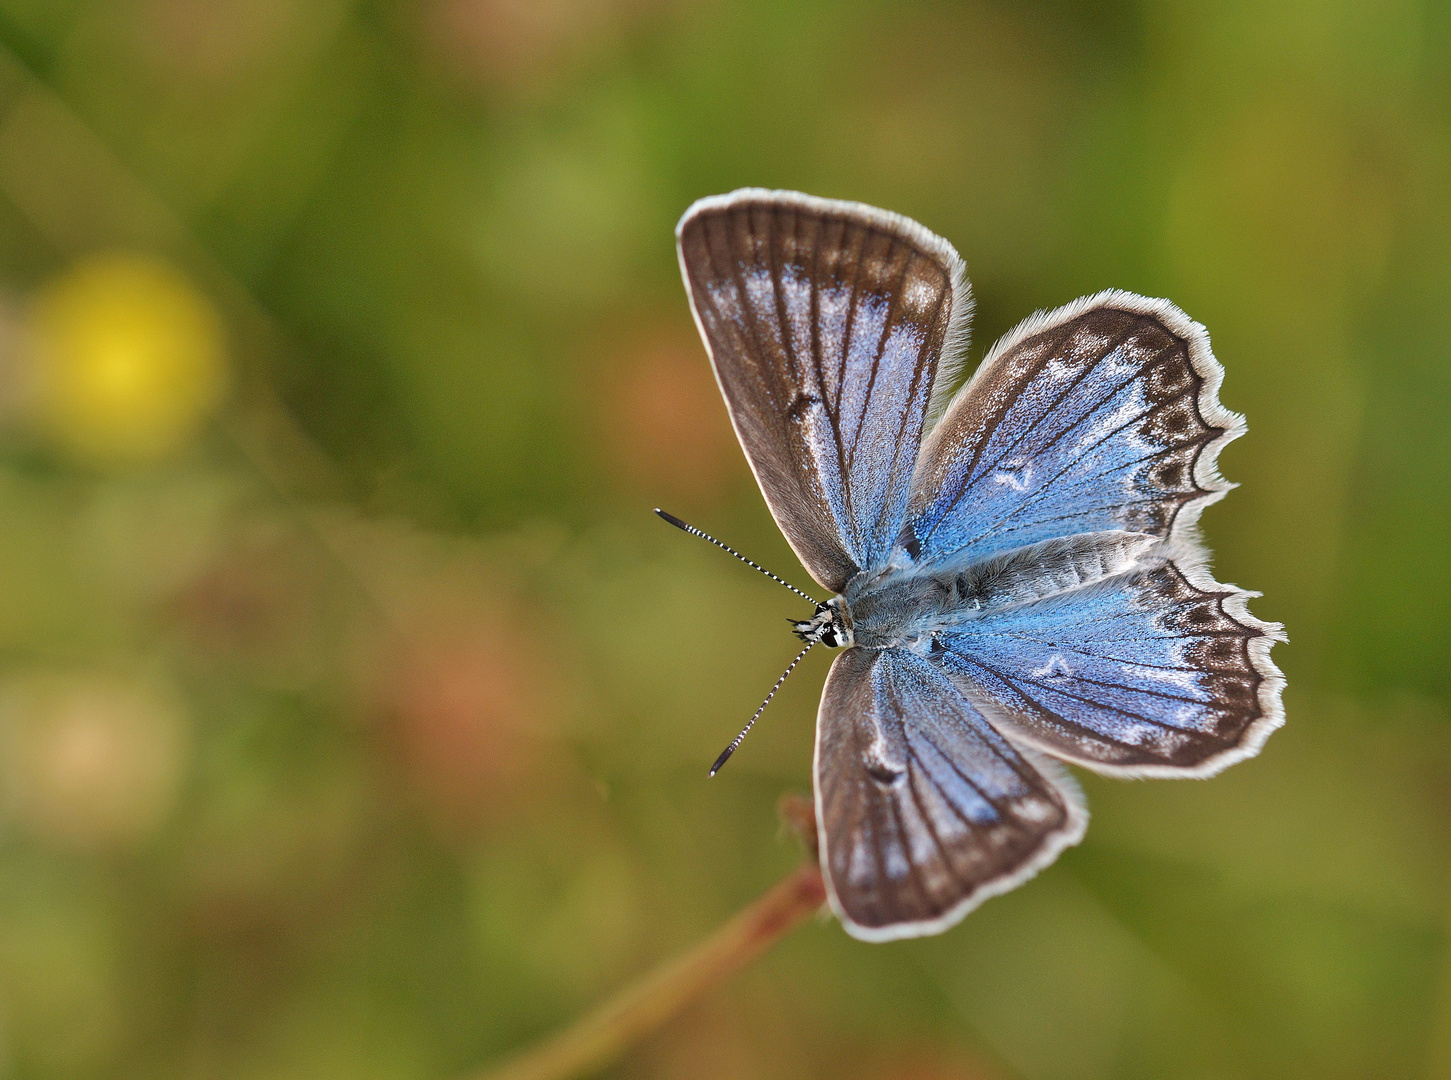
[471,861,827,1080]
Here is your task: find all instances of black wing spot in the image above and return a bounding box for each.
[866,760,905,785]
[786,392,822,423]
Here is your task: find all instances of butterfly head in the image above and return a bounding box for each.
[791,597,854,648]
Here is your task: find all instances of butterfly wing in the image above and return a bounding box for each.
[815,645,1086,941]
[898,290,1282,775]
[677,190,969,592]
[904,291,1241,567]
[933,559,1284,777]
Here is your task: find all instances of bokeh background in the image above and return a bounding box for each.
[0,1,1444,1079]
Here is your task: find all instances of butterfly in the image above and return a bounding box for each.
[670,189,1285,942]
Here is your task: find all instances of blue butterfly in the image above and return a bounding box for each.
[671,190,1285,941]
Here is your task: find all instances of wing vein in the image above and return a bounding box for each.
[916,723,1013,822]
[905,754,970,892]
[874,279,947,544]
[926,319,1119,532]
[977,629,1232,674]
[766,203,803,390]
[963,323,1144,490]
[964,654,1238,741]
[846,236,912,477]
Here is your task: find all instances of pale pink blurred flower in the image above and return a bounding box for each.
[420,0,668,94]
[324,513,574,836]
[598,322,742,501]
[138,0,301,84]
[383,613,549,831]
[0,671,190,850]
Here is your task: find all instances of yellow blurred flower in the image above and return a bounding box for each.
[26,253,228,464]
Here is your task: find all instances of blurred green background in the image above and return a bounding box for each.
[0,1,1444,1079]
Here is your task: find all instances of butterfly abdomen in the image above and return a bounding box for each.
[845,530,1158,648]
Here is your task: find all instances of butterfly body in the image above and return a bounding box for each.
[840,529,1160,650]
[676,189,1285,941]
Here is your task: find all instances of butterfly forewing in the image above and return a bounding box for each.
[815,646,1086,941]
[677,190,968,592]
[905,294,1240,568]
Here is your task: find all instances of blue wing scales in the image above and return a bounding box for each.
[932,560,1284,777]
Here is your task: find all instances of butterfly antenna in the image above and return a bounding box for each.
[654,509,817,603]
[710,642,814,776]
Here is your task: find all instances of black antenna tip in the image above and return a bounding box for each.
[708,744,736,777]
[655,508,689,531]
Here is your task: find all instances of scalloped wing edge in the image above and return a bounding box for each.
[934,288,1285,781]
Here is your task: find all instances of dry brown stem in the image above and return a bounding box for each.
[471,860,827,1080]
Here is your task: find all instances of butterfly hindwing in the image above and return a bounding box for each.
[815,645,1086,941]
[932,559,1284,776]
[677,190,969,592]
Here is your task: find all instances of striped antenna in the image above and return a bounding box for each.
[710,642,815,776]
[654,509,817,603]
